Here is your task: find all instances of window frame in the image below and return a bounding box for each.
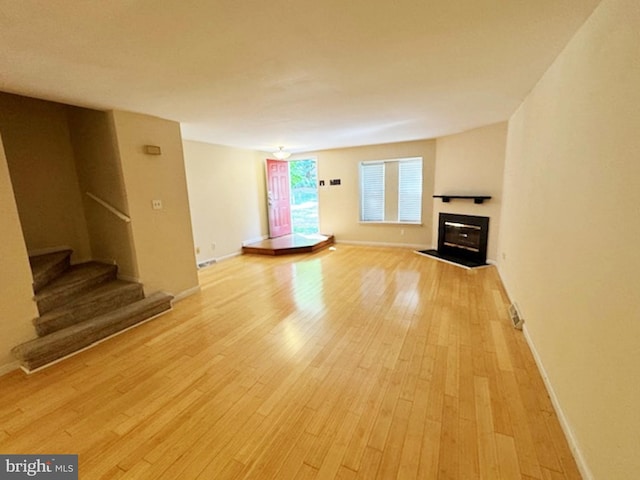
[359,156,423,225]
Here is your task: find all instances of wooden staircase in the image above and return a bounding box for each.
[12,250,173,371]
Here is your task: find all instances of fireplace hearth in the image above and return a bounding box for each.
[418,213,490,268]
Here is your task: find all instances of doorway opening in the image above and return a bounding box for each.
[266,157,319,238]
[289,158,319,235]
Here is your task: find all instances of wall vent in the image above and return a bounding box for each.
[508,302,524,330]
[197,259,217,269]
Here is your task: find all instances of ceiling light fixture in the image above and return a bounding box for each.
[272,146,291,160]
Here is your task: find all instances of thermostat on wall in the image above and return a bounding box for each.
[144,145,162,155]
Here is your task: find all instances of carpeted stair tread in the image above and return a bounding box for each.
[29,250,72,293]
[34,280,145,336]
[35,262,118,315]
[12,292,173,371]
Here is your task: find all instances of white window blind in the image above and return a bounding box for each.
[398,159,423,222]
[359,157,422,223]
[360,162,385,221]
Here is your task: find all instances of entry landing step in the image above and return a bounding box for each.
[242,233,335,256]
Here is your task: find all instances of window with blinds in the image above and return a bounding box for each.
[360,162,385,221]
[398,158,422,222]
[359,157,423,224]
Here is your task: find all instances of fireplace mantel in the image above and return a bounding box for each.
[433,195,491,204]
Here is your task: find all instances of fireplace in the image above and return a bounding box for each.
[419,213,490,268]
[439,213,489,263]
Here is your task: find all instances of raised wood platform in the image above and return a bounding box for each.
[242,233,335,256]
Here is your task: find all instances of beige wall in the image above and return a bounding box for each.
[67,107,138,278]
[112,111,199,297]
[301,140,436,248]
[433,123,507,261]
[0,93,91,262]
[0,133,40,373]
[498,0,640,478]
[183,140,268,263]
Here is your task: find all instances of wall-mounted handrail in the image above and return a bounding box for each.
[86,192,131,223]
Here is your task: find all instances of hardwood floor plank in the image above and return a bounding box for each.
[496,432,523,479]
[226,406,315,479]
[475,375,501,479]
[499,368,544,480]
[294,462,319,480]
[0,246,582,480]
[335,465,358,480]
[425,345,448,422]
[377,397,412,479]
[367,358,410,451]
[485,351,515,437]
[458,416,481,479]
[354,446,382,479]
[315,410,360,478]
[417,418,442,479]
[397,378,430,479]
[340,367,391,471]
[437,394,460,479]
[275,430,318,479]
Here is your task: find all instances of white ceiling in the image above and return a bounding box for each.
[0,0,601,153]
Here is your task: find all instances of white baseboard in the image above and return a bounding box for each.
[215,251,242,262]
[242,234,269,246]
[495,264,516,308]
[335,239,432,250]
[521,326,592,480]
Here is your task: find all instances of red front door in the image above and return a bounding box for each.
[266,159,292,238]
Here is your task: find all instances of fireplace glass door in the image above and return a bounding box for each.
[443,222,482,252]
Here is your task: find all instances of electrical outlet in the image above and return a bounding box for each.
[400,229,405,235]
[196,247,200,254]
[152,199,163,210]
[211,242,216,251]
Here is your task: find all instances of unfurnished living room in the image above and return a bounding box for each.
[0,1,638,479]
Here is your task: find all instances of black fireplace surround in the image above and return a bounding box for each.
[419,213,490,268]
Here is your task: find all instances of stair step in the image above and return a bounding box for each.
[12,292,173,371]
[29,250,72,293]
[35,262,118,315]
[34,280,145,336]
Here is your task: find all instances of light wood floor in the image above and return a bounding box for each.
[0,245,581,479]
